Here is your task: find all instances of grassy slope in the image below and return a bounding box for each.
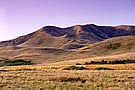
[0,36,135,64]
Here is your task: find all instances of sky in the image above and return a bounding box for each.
[0,0,135,41]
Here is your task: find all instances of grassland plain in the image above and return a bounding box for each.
[0,65,135,90]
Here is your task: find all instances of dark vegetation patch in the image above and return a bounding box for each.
[95,67,114,70]
[76,63,82,65]
[0,59,33,66]
[0,70,8,72]
[106,43,121,50]
[84,59,135,65]
[62,66,88,70]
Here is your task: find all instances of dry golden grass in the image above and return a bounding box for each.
[0,63,135,90]
[1,63,135,71]
[0,68,135,90]
[50,52,135,65]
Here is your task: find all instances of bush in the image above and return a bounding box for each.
[81,79,87,83]
[0,59,33,66]
[95,67,114,70]
[76,63,82,65]
[84,59,135,65]
[62,66,88,70]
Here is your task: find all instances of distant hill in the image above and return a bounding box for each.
[0,24,135,48]
[0,24,135,64]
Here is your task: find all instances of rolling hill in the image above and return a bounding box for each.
[0,24,135,64]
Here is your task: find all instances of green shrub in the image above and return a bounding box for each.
[63,66,88,70]
[0,59,32,66]
[76,63,82,65]
[95,67,114,70]
[81,79,87,83]
[84,59,135,65]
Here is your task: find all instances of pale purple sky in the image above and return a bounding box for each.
[0,0,135,41]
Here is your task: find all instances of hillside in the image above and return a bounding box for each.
[0,24,135,48]
[0,36,135,64]
[0,24,135,64]
[51,36,135,65]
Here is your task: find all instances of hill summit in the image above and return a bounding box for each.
[0,24,135,49]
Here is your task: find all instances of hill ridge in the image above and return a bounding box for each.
[0,24,135,49]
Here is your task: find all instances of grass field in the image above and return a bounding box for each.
[0,64,135,90]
